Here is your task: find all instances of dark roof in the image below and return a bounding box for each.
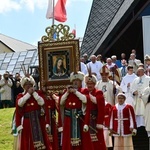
[81,0,125,56]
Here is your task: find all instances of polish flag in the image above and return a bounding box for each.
[72,29,76,37]
[46,0,67,22]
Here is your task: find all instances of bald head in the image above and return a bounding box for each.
[106,58,112,65]
[90,55,97,63]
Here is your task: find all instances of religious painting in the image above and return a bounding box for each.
[47,50,69,80]
[38,40,80,93]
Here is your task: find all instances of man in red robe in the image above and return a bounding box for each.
[15,75,52,150]
[104,102,113,149]
[59,71,94,150]
[38,86,59,150]
[82,74,106,150]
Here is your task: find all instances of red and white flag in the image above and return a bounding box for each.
[72,29,76,37]
[46,0,67,22]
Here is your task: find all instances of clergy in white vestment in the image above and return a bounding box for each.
[80,62,87,75]
[144,94,150,137]
[80,62,87,88]
[106,58,122,85]
[120,65,137,107]
[142,85,150,105]
[128,53,141,73]
[144,54,150,76]
[106,58,115,70]
[130,67,150,127]
[87,55,103,80]
[96,65,122,105]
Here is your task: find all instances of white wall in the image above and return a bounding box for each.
[142,16,150,57]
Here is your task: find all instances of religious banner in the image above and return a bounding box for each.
[38,24,80,93]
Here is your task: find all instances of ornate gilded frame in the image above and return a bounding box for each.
[38,40,80,93]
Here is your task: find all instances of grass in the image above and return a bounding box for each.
[0,108,15,150]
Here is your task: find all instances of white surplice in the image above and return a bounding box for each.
[120,73,137,107]
[130,74,150,127]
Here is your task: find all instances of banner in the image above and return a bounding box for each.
[46,0,67,22]
[142,16,150,56]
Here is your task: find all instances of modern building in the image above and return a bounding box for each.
[81,0,150,62]
[0,34,38,75]
[0,33,37,53]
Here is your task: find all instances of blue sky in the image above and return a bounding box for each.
[0,0,92,46]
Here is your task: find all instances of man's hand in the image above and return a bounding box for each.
[127,83,130,87]
[67,86,76,93]
[83,124,89,132]
[52,94,59,102]
[52,94,59,109]
[45,124,50,134]
[28,87,35,95]
[133,91,138,96]
[130,128,133,132]
[5,80,8,84]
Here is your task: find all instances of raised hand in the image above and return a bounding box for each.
[28,87,35,95]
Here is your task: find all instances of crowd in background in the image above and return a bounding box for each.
[1,48,150,150]
[0,72,23,108]
[0,49,149,109]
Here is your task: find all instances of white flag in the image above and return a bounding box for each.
[46,0,55,19]
[46,0,67,22]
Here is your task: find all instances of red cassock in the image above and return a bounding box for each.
[59,88,94,150]
[103,102,113,148]
[45,96,59,150]
[82,88,106,150]
[104,102,112,128]
[110,103,137,135]
[15,91,52,150]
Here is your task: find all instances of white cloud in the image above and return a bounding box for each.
[35,0,48,9]
[0,0,21,14]
[0,0,91,14]
[20,0,47,12]
[20,0,35,12]
[0,0,47,14]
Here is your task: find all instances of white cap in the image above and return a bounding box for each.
[70,71,84,82]
[20,76,35,88]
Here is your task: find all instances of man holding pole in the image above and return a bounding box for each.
[82,71,106,150]
[59,71,94,150]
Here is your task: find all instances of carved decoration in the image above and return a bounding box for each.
[41,24,75,42]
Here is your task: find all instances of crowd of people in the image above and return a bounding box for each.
[0,72,23,109]
[1,49,150,150]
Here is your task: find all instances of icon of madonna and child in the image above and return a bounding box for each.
[52,56,69,79]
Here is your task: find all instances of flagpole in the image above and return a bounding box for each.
[73,24,76,38]
[52,0,55,26]
[74,24,76,37]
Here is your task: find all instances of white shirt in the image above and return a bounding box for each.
[87,61,103,80]
[80,62,87,75]
[120,73,137,93]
